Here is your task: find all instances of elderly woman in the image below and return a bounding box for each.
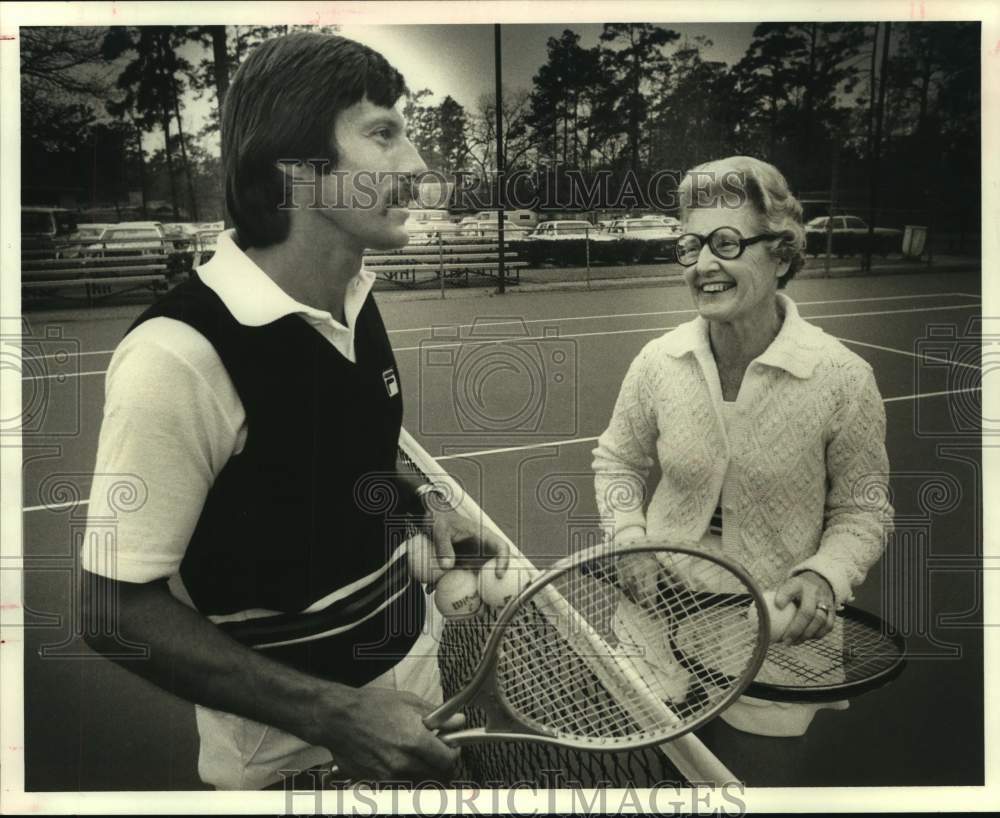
[592,156,893,740]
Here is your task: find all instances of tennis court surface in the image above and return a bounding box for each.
[18,270,984,789]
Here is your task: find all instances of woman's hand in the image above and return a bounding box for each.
[773,570,836,644]
[612,526,662,603]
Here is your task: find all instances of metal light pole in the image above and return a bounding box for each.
[824,139,840,277]
[494,23,506,294]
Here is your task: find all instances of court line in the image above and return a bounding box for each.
[390,303,981,353]
[24,349,119,361]
[19,302,981,381]
[26,370,109,382]
[835,337,980,371]
[24,500,82,513]
[437,437,601,462]
[434,387,984,462]
[17,291,981,363]
[380,290,980,334]
[20,385,984,513]
[883,386,982,403]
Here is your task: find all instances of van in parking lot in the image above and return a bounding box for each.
[405,208,462,242]
[21,206,79,258]
[471,209,539,229]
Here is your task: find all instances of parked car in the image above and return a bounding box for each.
[192,228,221,266]
[605,218,683,262]
[805,215,903,256]
[471,209,538,226]
[405,209,463,243]
[606,218,682,237]
[456,222,533,240]
[636,214,682,229]
[525,220,616,265]
[163,222,197,246]
[71,223,113,241]
[82,224,169,266]
[60,223,113,258]
[528,220,601,239]
[21,206,79,259]
[162,223,203,271]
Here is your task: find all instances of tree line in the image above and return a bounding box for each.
[22,22,979,241]
[22,24,330,222]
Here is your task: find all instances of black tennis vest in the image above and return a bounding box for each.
[128,273,425,686]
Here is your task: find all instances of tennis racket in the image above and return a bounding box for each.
[675,598,906,702]
[423,540,770,750]
[597,558,907,704]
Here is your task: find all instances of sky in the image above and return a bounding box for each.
[152,22,757,155]
[339,23,757,109]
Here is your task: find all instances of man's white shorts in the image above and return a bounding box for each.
[196,601,445,790]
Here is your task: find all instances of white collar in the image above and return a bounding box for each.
[196,229,375,331]
[660,293,827,379]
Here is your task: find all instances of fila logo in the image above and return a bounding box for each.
[382,368,400,397]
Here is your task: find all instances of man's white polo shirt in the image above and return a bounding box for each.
[82,229,375,585]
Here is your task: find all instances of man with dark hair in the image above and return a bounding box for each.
[81,32,505,790]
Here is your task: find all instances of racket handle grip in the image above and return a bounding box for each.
[423,702,459,732]
[431,728,477,746]
[423,710,474,748]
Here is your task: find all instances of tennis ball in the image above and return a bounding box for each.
[749,590,797,642]
[434,569,483,618]
[479,557,532,609]
[406,533,447,585]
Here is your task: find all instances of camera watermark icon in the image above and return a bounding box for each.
[879,453,993,661]
[913,317,992,439]
[10,472,150,660]
[418,318,578,440]
[1,317,81,438]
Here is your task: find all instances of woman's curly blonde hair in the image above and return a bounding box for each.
[677,155,807,288]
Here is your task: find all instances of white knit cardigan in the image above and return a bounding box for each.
[592,294,894,605]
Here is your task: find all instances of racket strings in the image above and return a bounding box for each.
[671,602,761,661]
[761,616,902,687]
[492,554,763,745]
[496,606,644,742]
[642,555,764,685]
[437,609,685,786]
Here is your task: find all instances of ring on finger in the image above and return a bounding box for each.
[815,603,831,616]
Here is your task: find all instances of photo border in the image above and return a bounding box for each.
[1,0,997,813]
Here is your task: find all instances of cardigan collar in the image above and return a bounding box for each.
[660,293,825,379]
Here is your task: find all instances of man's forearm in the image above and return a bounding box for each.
[81,572,351,748]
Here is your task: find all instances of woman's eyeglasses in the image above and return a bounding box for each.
[675,226,782,266]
